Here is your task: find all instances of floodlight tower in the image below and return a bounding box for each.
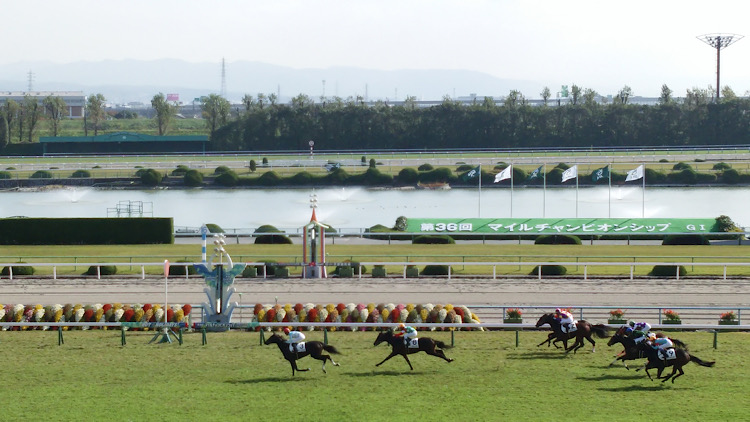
[697,33,743,102]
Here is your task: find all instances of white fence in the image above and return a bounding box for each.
[3,260,750,280]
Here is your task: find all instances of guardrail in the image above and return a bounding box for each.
[4,260,750,280]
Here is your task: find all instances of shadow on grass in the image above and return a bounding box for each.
[347,370,429,377]
[598,384,693,392]
[506,351,568,360]
[577,373,643,381]
[227,377,310,384]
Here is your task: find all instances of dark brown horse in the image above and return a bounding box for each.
[265,333,340,376]
[535,313,609,353]
[608,327,690,370]
[373,330,454,370]
[635,341,714,383]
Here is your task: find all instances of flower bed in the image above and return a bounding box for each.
[253,302,483,331]
[0,303,191,330]
[607,309,626,324]
[504,308,522,323]
[719,311,739,325]
[663,309,681,324]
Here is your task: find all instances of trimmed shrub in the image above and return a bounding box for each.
[253,260,278,276]
[713,162,732,170]
[171,165,190,176]
[535,235,582,245]
[649,265,687,277]
[85,265,117,276]
[249,160,257,172]
[205,223,224,233]
[667,168,697,184]
[394,216,407,231]
[456,164,474,172]
[214,165,231,174]
[257,171,283,186]
[662,235,710,245]
[31,170,53,179]
[372,265,387,278]
[413,235,455,244]
[214,170,239,187]
[169,261,197,276]
[397,168,419,185]
[417,163,434,171]
[0,171,10,179]
[1,264,35,276]
[184,169,203,187]
[70,169,91,178]
[325,168,350,185]
[418,167,454,184]
[421,264,451,276]
[289,171,314,185]
[241,266,258,277]
[721,168,740,184]
[672,162,692,171]
[529,265,567,276]
[253,224,292,244]
[139,169,161,187]
[333,260,366,276]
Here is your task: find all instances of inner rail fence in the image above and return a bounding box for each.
[4,260,750,280]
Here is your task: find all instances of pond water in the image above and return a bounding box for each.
[1,186,748,231]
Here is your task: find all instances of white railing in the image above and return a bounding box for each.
[3,260,750,280]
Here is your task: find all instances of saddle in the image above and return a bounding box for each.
[407,338,419,348]
[288,342,307,353]
[561,323,578,334]
[657,348,677,361]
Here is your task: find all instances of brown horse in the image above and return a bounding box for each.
[608,327,690,370]
[373,330,454,370]
[265,333,340,376]
[635,341,714,383]
[535,313,609,353]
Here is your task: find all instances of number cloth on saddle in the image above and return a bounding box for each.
[288,342,307,353]
[407,338,420,348]
[658,348,677,361]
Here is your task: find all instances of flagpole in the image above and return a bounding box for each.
[608,163,612,218]
[542,163,546,218]
[478,164,482,218]
[642,163,646,218]
[575,168,579,218]
[510,164,514,218]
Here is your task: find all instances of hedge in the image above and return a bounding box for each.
[412,235,455,244]
[1,264,35,276]
[85,265,117,276]
[535,235,582,245]
[421,265,451,276]
[529,265,567,276]
[649,265,688,277]
[0,217,174,245]
[662,235,710,245]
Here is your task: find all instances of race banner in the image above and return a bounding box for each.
[405,218,719,235]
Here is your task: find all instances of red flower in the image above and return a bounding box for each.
[143,303,153,312]
[254,303,263,315]
[123,309,135,322]
[336,303,346,313]
[265,308,277,322]
[182,304,192,315]
[102,304,112,313]
[294,303,303,314]
[166,308,175,322]
[390,308,401,322]
[307,308,319,322]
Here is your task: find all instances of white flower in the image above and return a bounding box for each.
[359,308,369,323]
[275,309,286,322]
[114,309,124,322]
[14,304,24,314]
[53,304,63,313]
[0,309,5,321]
[93,303,103,312]
[346,303,356,313]
[424,303,434,312]
[155,308,165,322]
[385,303,396,311]
[74,308,84,322]
[34,308,45,322]
[319,309,328,322]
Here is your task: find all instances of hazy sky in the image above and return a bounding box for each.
[5,0,750,97]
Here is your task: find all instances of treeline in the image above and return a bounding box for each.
[211,91,750,151]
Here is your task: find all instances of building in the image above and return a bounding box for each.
[0,91,86,118]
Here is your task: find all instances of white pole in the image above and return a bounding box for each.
[642,163,646,218]
[164,259,169,329]
[608,163,612,218]
[478,164,482,218]
[575,168,579,218]
[543,163,546,218]
[510,164,514,218]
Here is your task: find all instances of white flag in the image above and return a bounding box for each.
[494,165,512,183]
[561,165,578,183]
[626,165,644,182]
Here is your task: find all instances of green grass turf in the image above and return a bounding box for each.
[2,244,750,277]
[0,330,744,420]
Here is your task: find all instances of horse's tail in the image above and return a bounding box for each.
[672,338,689,350]
[591,324,610,338]
[434,340,452,349]
[323,344,341,354]
[690,355,715,368]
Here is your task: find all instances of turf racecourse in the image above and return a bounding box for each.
[1,330,746,421]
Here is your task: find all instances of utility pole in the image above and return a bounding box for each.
[697,33,743,102]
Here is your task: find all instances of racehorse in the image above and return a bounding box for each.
[635,341,714,383]
[373,330,454,370]
[608,326,690,370]
[535,313,609,353]
[264,333,340,376]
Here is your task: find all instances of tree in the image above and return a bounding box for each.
[249,159,257,172]
[658,84,673,105]
[570,85,582,105]
[23,95,43,142]
[43,95,66,137]
[540,87,551,105]
[0,114,8,150]
[721,86,737,102]
[1,100,19,143]
[242,94,255,112]
[616,85,632,105]
[201,94,231,139]
[86,93,107,136]
[151,92,178,135]
[582,89,599,107]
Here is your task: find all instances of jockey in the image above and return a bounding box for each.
[627,320,652,344]
[648,332,674,360]
[393,323,418,345]
[283,327,305,351]
[554,308,575,333]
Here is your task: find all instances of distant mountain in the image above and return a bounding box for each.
[0,59,542,105]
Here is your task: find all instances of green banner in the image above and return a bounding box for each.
[405,218,719,235]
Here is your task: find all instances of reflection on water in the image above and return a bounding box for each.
[1,186,748,229]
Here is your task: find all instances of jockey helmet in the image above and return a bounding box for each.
[398,323,405,330]
[648,333,656,341]
[555,308,561,313]
[283,327,290,335]
[628,320,635,327]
